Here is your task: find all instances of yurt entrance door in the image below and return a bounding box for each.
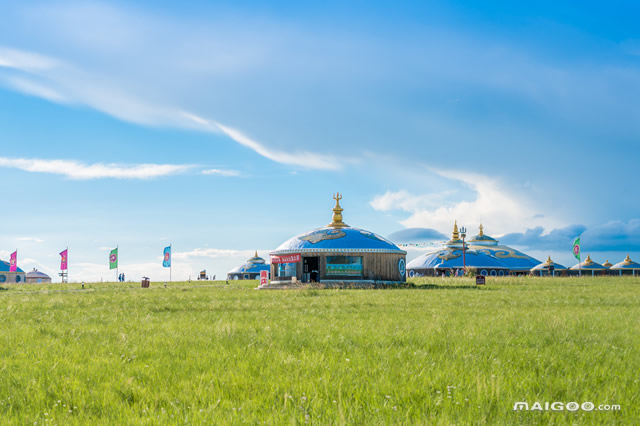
[303,257,319,283]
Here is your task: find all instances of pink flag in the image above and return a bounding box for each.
[9,251,17,272]
[60,249,68,270]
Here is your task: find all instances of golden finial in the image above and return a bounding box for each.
[254,250,258,258]
[451,220,460,241]
[479,223,484,237]
[545,256,553,266]
[585,255,593,264]
[328,193,348,228]
[624,254,632,264]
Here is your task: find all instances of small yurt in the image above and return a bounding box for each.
[610,255,640,276]
[268,194,406,286]
[570,255,607,276]
[227,252,270,280]
[0,260,26,284]
[26,268,52,284]
[530,256,567,276]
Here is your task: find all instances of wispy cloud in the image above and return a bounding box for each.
[202,168,241,177]
[0,157,193,180]
[16,237,44,243]
[173,248,268,260]
[0,45,342,171]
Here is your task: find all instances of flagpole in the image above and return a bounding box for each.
[117,245,119,282]
[170,243,172,283]
[66,246,69,283]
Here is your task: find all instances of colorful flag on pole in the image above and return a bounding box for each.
[60,249,68,270]
[109,248,118,269]
[9,251,17,272]
[163,246,171,268]
[572,237,581,260]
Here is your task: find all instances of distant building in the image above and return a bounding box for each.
[26,268,52,284]
[569,255,608,276]
[530,256,567,276]
[407,223,540,277]
[0,260,26,284]
[610,254,640,276]
[227,252,270,280]
[268,194,407,286]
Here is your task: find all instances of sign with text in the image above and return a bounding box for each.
[271,254,301,264]
[260,270,268,286]
[476,275,486,285]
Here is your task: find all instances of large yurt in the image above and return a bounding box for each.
[227,252,270,280]
[268,194,407,286]
[467,225,541,274]
[407,223,509,277]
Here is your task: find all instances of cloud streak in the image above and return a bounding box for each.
[0,157,193,180]
[0,45,342,171]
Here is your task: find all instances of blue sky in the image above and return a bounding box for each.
[1,0,639,281]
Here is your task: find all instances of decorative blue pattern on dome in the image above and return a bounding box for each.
[407,249,508,270]
[470,245,540,271]
[272,227,405,254]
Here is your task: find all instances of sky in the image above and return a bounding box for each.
[1,0,639,281]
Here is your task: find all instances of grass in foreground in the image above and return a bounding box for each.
[0,276,638,424]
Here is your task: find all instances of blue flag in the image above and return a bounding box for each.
[163,246,171,267]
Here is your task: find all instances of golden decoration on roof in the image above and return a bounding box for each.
[624,254,632,264]
[479,224,484,237]
[585,255,593,265]
[328,193,348,228]
[544,256,554,266]
[254,250,258,258]
[451,220,460,241]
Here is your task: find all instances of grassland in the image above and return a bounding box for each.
[0,276,638,425]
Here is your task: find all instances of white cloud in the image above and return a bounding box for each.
[202,168,241,177]
[0,157,193,180]
[0,47,59,71]
[371,169,564,236]
[16,237,44,243]
[173,248,268,260]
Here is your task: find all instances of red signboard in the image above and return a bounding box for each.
[271,253,301,264]
[260,270,268,286]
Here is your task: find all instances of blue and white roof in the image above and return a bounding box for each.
[271,194,406,255]
[0,260,24,273]
[531,256,567,271]
[272,226,406,254]
[407,247,508,270]
[570,255,607,270]
[610,255,640,270]
[228,252,270,274]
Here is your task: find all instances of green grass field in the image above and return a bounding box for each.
[1,277,638,425]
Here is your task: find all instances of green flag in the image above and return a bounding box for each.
[109,248,118,269]
[572,237,580,260]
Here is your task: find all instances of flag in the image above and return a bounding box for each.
[163,246,171,268]
[60,249,68,270]
[9,251,17,272]
[572,237,581,260]
[109,248,118,269]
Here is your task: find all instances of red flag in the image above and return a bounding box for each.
[60,249,68,270]
[9,251,17,272]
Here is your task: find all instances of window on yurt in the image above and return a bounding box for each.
[326,256,363,278]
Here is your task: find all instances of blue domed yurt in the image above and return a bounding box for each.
[0,260,26,284]
[227,252,270,280]
[609,254,640,276]
[269,194,407,285]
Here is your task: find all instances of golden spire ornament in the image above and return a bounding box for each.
[451,220,460,241]
[328,193,348,228]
